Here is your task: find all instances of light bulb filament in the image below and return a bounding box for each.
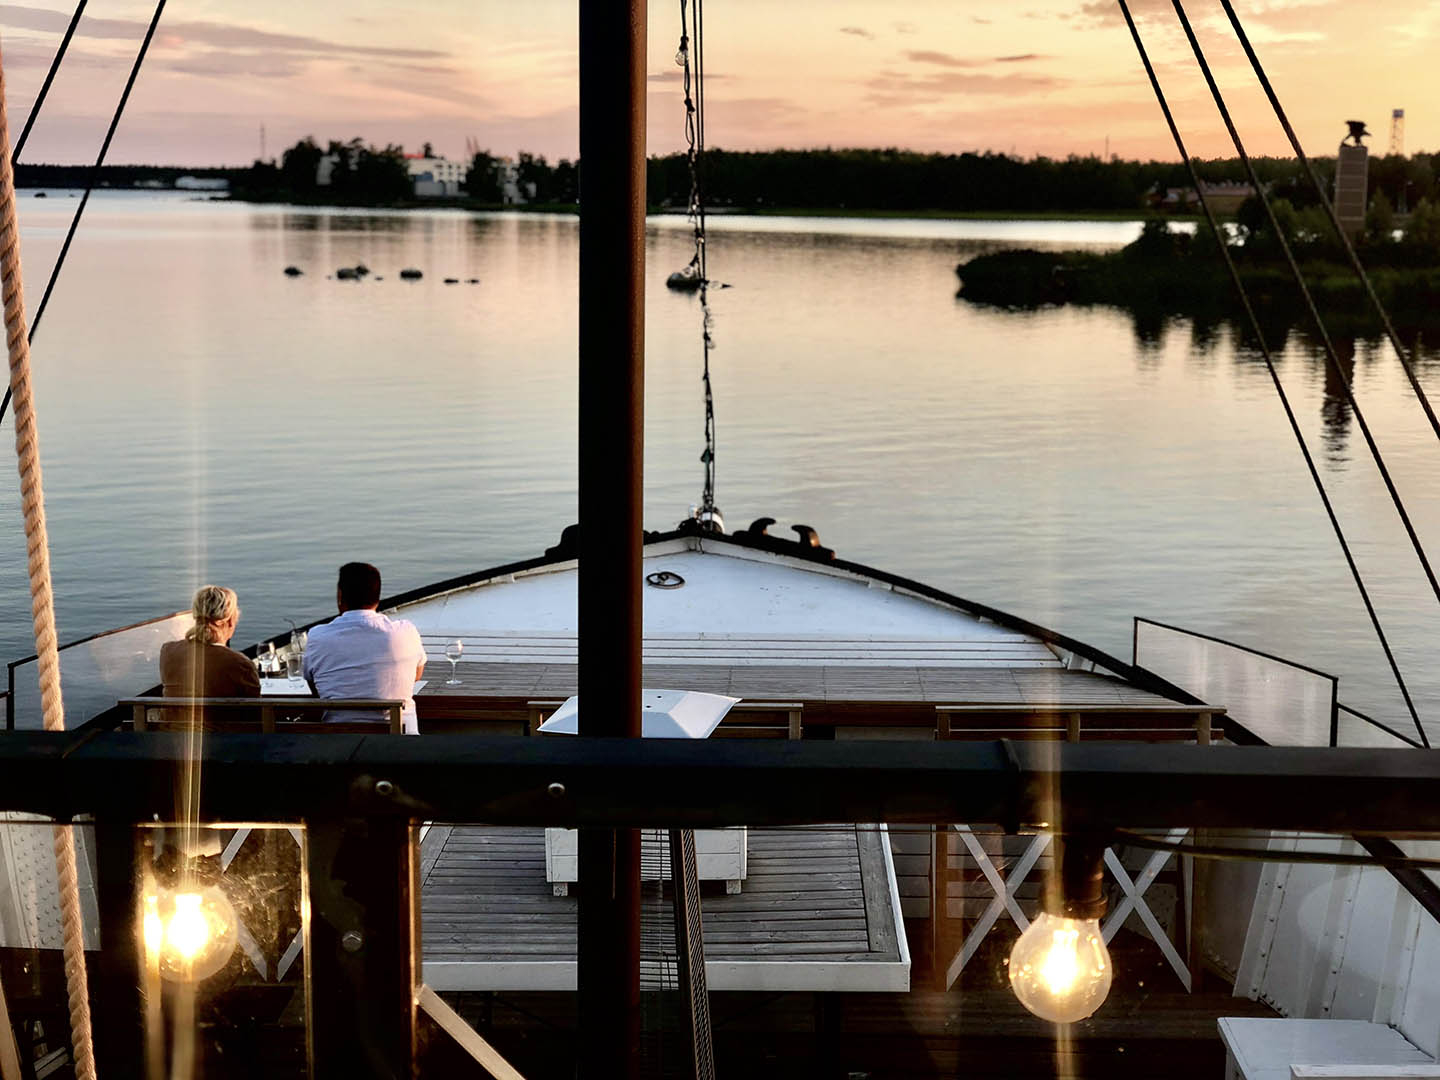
[141,885,237,982]
[166,893,210,963]
[1039,927,1081,996]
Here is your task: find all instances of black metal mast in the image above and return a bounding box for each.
[577,0,646,1076]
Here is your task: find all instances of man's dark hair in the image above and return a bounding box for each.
[337,562,382,609]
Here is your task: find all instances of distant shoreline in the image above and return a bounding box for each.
[19,184,1209,224]
[222,193,1202,223]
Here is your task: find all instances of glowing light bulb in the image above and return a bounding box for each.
[1008,911,1112,1023]
[141,885,237,982]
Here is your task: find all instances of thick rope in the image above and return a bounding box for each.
[0,37,99,1080]
[1117,0,1430,747]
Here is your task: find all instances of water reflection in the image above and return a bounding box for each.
[3,192,1438,745]
[1321,340,1358,460]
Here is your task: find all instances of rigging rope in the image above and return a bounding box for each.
[0,0,166,427]
[1216,0,1440,448]
[12,0,90,167]
[1116,0,1430,747]
[0,37,100,1080]
[678,0,719,525]
[1169,0,1440,618]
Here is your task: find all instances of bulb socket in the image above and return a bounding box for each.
[1050,836,1107,921]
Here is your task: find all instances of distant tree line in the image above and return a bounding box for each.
[465,150,578,204]
[233,137,411,204]
[14,145,1440,218]
[13,163,233,187]
[648,148,1440,215]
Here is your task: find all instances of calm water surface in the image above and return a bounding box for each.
[1,192,1437,739]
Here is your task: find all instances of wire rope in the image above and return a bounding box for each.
[1216,0,1440,447]
[1117,0,1429,747]
[1337,702,1424,749]
[0,0,167,427]
[11,0,89,166]
[1170,0,1440,618]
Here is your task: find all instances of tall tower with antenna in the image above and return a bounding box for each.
[1389,109,1405,157]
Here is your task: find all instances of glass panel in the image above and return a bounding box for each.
[1335,709,1416,748]
[135,822,309,1077]
[0,818,309,1079]
[1134,618,1337,746]
[7,612,191,730]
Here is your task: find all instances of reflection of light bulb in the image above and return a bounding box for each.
[141,885,237,982]
[1008,911,1112,1023]
[142,894,163,956]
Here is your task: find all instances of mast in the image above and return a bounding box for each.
[576,0,646,1076]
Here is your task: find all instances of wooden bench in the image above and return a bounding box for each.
[1220,1019,1438,1080]
[121,697,405,735]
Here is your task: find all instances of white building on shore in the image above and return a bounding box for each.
[407,153,466,198]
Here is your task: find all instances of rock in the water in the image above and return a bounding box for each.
[443,277,459,284]
[336,267,360,280]
[466,278,480,284]
[284,266,303,277]
[354,264,370,276]
[399,268,423,280]
[34,191,47,198]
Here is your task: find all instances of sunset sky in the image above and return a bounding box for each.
[0,0,1435,167]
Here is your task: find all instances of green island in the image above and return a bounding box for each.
[956,198,1440,337]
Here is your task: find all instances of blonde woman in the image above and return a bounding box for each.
[159,585,261,699]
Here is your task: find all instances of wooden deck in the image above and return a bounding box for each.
[420,825,909,992]
[415,662,1172,706]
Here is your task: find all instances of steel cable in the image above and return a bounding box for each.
[0,0,167,426]
[11,0,89,166]
[1116,0,1429,746]
[1169,0,1440,618]
[1216,0,1440,448]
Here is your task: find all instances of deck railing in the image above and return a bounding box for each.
[6,611,190,731]
[0,731,1438,1078]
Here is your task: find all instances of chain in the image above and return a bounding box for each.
[678,0,718,524]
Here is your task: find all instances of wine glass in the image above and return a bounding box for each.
[444,639,464,685]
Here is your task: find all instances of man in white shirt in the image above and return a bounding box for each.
[303,562,426,734]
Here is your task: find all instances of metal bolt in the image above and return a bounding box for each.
[547,782,566,799]
[374,779,395,797]
[341,930,364,953]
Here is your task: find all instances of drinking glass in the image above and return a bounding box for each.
[445,639,464,685]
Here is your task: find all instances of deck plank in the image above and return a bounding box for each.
[420,824,905,984]
[417,662,1181,709]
